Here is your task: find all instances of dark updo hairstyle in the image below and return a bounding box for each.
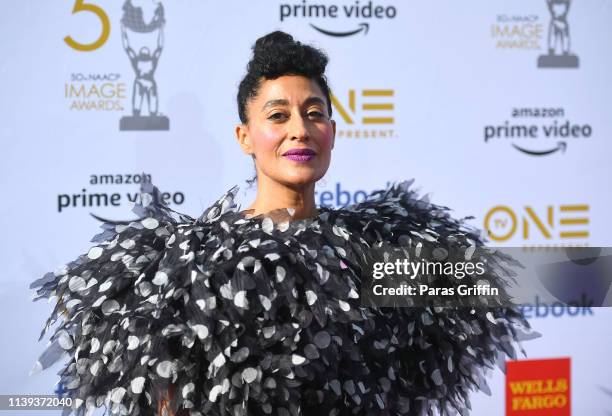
[237,31,333,124]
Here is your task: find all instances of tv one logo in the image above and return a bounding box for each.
[332,89,394,125]
[506,357,570,415]
[484,204,589,244]
[332,89,396,139]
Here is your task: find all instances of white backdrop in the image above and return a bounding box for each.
[1,1,611,414]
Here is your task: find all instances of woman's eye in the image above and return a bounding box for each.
[308,111,325,119]
[268,113,287,121]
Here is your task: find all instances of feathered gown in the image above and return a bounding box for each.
[31,180,533,416]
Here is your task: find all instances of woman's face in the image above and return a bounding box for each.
[236,75,335,189]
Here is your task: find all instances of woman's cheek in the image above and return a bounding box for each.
[252,126,284,154]
[317,125,335,150]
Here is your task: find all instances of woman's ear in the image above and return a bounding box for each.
[331,119,336,149]
[235,124,253,154]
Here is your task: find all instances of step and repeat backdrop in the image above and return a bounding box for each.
[1,1,611,415]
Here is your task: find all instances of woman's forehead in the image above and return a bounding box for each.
[255,75,325,102]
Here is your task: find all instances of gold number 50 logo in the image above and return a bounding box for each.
[64,0,110,51]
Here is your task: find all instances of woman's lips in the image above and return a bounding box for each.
[282,148,316,162]
[284,154,315,162]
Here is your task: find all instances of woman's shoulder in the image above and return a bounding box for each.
[329,179,485,248]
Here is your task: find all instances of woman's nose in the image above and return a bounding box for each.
[288,113,310,141]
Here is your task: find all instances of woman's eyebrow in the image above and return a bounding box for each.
[304,97,326,107]
[261,99,289,111]
[261,97,326,111]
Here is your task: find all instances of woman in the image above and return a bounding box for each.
[32,31,532,416]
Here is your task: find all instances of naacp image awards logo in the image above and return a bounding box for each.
[120,0,170,131]
[537,0,579,68]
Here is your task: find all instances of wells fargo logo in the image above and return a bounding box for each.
[484,204,589,247]
[506,357,571,415]
[331,88,396,139]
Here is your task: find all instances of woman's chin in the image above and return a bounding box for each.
[279,173,321,189]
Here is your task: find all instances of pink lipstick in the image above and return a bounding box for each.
[282,148,316,162]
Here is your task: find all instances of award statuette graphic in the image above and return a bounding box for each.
[119,0,170,131]
[538,0,579,68]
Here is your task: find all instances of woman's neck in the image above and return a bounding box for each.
[247,177,318,221]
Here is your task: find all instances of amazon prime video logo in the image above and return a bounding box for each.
[483,107,592,157]
[279,1,397,37]
[119,0,169,131]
